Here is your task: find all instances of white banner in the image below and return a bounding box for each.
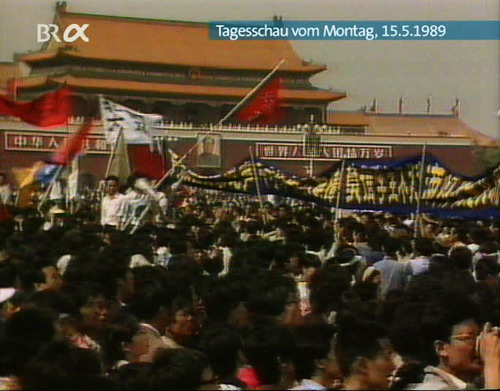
[99,97,162,145]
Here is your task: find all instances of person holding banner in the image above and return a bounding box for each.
[101,175,127,231]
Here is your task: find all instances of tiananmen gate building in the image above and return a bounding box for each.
[0,2,497,188]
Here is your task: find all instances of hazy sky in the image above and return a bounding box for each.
[0,0,498,139]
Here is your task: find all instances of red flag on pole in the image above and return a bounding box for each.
[0,86,73,128]
[236,77,284,125]
[128,145,165,180]
[51,118,93,166]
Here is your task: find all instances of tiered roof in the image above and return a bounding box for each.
[14,7,343,103]
[20,12,325,73]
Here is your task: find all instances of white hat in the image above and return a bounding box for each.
[0,287,16,304]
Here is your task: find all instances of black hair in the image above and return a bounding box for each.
[413,238,434,257]
[105,176,120,183]
[449,246,473,271]
[420,294,480,365]
[199,326,242,379]
[109,363,155,390]
[126,280,172,321]
[334,317,389,378]
[308,265,351,314]
[242,324,295,386]
[382,236,402,256]
[152,348,209,390]
[4,307,57,343]
[19,341,105,390]
[292,324,335,380]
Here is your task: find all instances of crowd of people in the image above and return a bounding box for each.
[0,173,499,390]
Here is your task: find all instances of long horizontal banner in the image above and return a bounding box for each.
[5,131,111,154]
[256,143,392,160]
[169,150,499,218]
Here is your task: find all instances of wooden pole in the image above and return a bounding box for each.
[248,146,267,225]
[414,144,427,238]
[334,159,346,233]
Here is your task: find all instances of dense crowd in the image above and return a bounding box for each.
[0,173,499,390]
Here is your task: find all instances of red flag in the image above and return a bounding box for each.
[0,86,73,128]
[51,118,93,165]
[128,145,165,180]
[236,77,284,125]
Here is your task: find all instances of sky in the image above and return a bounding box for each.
[0,0,498,139]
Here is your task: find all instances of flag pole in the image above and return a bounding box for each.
[105,128,124,178]
[334,159,346,238]
[154,59,286,190]
[248,146,267,225]
[414,144,427,238]
[217,58,285,125]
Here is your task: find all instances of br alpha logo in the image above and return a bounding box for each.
[37,24,90,43]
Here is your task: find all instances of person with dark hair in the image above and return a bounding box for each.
[18,340,114,390]
[334,318,396,390]
[126,281,174,362]
[406,295,483,389]
[198,326,246,389]
[0,172,12,205]
[373,237,407,298]
[152,348,215,390]
[449,227,470,249]
[473,241,500,281]
[306,265,351,325]
[428,254,454,274]
[109,362,155,390]
[101,176,127,230]
[449,246,473,272]
[290,324,341,390]
[59,282,117,353]
[33,259,63,292]
[405,238,434,278]
[238,323,296,389]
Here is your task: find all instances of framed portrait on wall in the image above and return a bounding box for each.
[197,133,221,168]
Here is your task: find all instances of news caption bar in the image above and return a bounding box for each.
[209,21,499,41]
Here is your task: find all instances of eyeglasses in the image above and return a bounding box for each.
[450,334,479,346]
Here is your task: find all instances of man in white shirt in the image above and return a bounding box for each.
[101,175,127,230]
[0,172,12,205]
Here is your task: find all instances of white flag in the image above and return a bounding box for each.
[67,158,79,199]
[99,96,162,145]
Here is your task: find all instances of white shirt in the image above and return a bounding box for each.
[101,193,127,226]
[0,184,12,205]
[406,365,468,390]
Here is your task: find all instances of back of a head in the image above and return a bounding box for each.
[110,363,155,390]
[449,246,473,270]
[19,341,103,389]
[199,326,242,379]
[292,324,335,381]
[334,316,389,378]
[243,324,295,385]
[413,238,434,257]
[126,280,172,321]
[4,307,56,343]
[382,236,402,256]
[152,348,208,390]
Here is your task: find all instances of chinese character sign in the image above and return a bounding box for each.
[257,143,392,160]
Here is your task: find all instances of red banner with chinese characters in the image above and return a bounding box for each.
[5,132,111,154]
